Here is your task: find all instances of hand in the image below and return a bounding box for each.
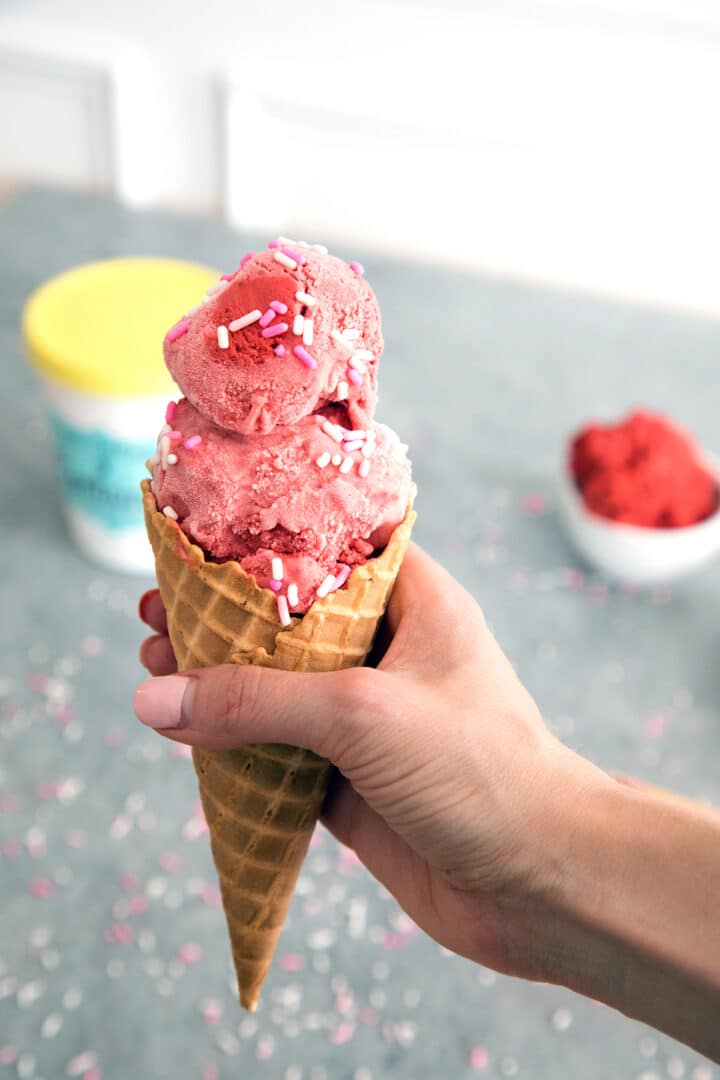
[135,544,609,980]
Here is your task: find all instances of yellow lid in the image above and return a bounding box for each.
[23,257,219,397]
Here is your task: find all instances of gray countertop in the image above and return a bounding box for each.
[1,188,719,1080]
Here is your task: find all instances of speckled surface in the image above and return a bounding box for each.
[1,188,719,1080]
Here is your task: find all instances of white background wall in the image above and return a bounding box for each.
[1,0,719,315]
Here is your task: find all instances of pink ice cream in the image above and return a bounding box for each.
[151,239,412,615]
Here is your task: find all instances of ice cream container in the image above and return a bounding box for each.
[23,257,218,573]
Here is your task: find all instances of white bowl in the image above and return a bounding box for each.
[557,455,720,586]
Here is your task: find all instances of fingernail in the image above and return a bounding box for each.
[138,590,154,624]
[133,675,195,730]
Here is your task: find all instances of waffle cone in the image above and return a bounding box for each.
[141,479,415,1009]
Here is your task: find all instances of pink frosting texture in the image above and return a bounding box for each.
[152,241,411,615]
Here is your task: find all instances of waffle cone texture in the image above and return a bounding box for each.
[141,480,415,1009]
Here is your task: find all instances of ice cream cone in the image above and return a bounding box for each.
[142,479,415,1009]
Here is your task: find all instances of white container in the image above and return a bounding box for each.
[24,258,218,574]
[558,457,720,586]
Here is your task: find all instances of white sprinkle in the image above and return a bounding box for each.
[274,251,297,269]
[316,575,336,599]
[316,452,331,468]
[205,280,229,297]
[293,313,305,336]
[287,583,299,608]
[359,459,370,478]
[312,243,328,254]
[167,453,178,465]
[159,422,171,435]
[62,988,82,1010]
[322,420,344,443]
[217,325,230,349]
[551,1007,573,1031]
[17,980,45,1008]
[162,506,178,520]
[348,356,366,373]
[229,310,262,331]
[343,328,361,340]
[216,1029,241,1056]
[336,381,349,400]
[272,557,284,581]
[296,290,317,306]
[66,1054,97,1078]
[307,927,337,948]
[30,926,51,948]
[348,896,367,939]
[159,435,170,470]
[331,329,353,352]
[16,1054,35,1079]
[354,348,373,360]
[303,318,314,346]
[149,452,160,466]
[362,441,375,458]
[331,453,343,467]
[41,1012,63,1039]
[339,457,354,474]
[277,595,291,627]
[342,440,364,452]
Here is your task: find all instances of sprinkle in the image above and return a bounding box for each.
[272,301,289,315]
[293,345,317,369]
[220,273,233,282]
[269,580,282,592]
[287,583,299,608]
[331,453,343,467]
[303,318,314,346]
[165,401,177,423]
[349,261,364,275]
[312,243,329,254]
[345,429,366,438]
[359,459,370,478]
[322,421,344,443]
[229,310,262,331]
[281,247,307,265]
[217,325,230,349]
[331,329,353,352]
[166,318,190,343]
[274,251,297,269]
[348,356,366,373]
[354,349,374,360]
[339,457,354,474]
[159,435,170,470]
[259,308,276,328]
[272,557,284,581]
[276,595,291,626]
[296,290,317,306]
[343,328,361,340]
[316,452,331,468]
[347,368,363,387]
[293,313,305,335]
[343,440,364,452]
[167,431,183,442]
[261,321,288,338]
[240,253,254,267]
[267,240,281,249]
[317,575,336,598]
[167,453,178,465]
[183,435,202,450]
[206,280,229,296]
[362,439,375,458]
[337,381,349,400]
[163,506,178,520]
[274,344,286,357]
[332,564,352,590]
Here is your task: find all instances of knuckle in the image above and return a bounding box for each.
[216,663,265,735]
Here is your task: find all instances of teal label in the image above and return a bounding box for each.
[50,412,152,530]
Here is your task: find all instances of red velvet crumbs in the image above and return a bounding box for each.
[570,410,719,528]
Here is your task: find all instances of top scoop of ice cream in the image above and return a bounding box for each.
[164,246,381,436]
[570,409,718,528]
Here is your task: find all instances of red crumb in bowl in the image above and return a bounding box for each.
[570,410,719,528]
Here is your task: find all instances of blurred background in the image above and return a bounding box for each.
[2,3,720,1080]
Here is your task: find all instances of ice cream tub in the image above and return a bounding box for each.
[23,257,218,574]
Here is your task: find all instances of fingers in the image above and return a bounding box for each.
[133,663,388,762]
[139,590,168,634]
[139,634,177,676]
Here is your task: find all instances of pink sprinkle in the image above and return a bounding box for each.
[128,895,148,915]
[83,1070,102,1080]
[178,943,202,965]
[259,307,276,328]
[274,344,286,357]
[65,829,87,849]
[240,252,254,266]
[0,1047,17,1066]
[269,579,282,592]
[104,922,134,944]
[2,838,22,856]
[332,564,352,590]
[29,876,55,899]
[165,401,177,423]
[359,1008,377,1026]
[159,852,182,873]
[348,261,364,276]
[267,240,281,249]
[202,1068,219,1080]
[202,999,223,1025]
[347,368,363,387]
[644,712,671,738]
[81,635,103,657]
[279,953,305,972]
[201,884,222,909]
[270,300,288,314]
[261,321,289,338]
[293,345,317,369]
[183,435,202,450]
[330,1022,355,1046]
[277,595,291,627]
[105,728,124,747]
[220,273,233,281]
[521,492,548,516]
[120,872,140,894]
[282,246,307,265]
[166,317,190,343]
[470,1047,489,1070]
[167,430,183,443]
[359,459,370,478]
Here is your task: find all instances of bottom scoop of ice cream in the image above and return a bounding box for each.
[151,399,412,612]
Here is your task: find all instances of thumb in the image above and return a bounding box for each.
[133,663,383,761]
